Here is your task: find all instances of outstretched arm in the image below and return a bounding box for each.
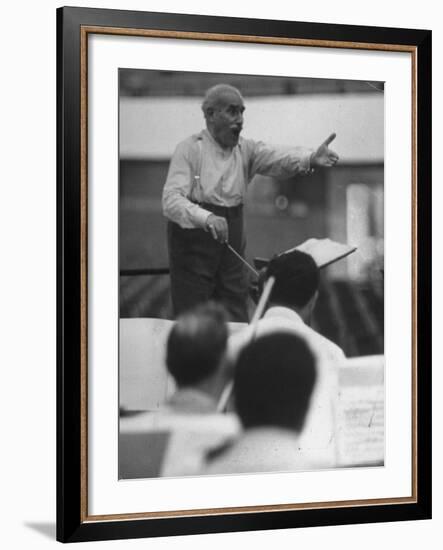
[246,133,339,180]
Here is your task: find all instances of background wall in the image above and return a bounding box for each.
[0,1,438,549]
[119,76,385,356]
[120,93,384,161]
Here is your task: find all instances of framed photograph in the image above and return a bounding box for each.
[57,6,431,543]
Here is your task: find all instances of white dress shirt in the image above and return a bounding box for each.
[228,306,345,467]
[162,129,314,228]
[201,426,321,475]
[120,392,240,479]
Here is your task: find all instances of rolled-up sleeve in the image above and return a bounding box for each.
[246,140,314,179]
[162,141,212,228]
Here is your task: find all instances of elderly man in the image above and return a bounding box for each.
[162,84,339,322]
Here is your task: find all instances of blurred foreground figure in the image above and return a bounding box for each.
[203,332,318,474]
[165,302,232,413]
[263,249,345,362]
[228,249,345,466]
[119,303,239,479]
[163,83,339,321]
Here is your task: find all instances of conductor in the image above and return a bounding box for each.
[162,84,339,322]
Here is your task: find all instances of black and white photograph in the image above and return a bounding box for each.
[0,0,437,546]
[118,69,385,480]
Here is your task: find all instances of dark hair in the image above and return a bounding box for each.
[166,302,228,387]
[234,332,317,432]
[267,250,319,309]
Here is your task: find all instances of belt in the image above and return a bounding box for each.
[196,202,243,220]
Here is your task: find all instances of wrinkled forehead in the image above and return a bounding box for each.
[214,90,245,109]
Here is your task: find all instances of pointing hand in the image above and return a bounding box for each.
[311,133,339,168]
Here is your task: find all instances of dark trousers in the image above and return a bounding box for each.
[167,204,249,322]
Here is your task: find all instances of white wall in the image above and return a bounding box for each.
[120,94,384,162]
[1,1,439,549]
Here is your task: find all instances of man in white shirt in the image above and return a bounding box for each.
[119,303,239,479]
[227,249,345,466]
[203,330,320,475]
[162,83,339,322]
[260,249,345,364]
[260,250,345,464]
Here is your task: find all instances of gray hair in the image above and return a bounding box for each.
[201,84,243,117]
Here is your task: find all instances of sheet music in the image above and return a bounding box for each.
[294,238,357,268]
[336,382,384,467]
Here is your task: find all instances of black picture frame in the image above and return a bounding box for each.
[57,6,432,543]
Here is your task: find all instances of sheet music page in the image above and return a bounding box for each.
[295,238,356,268]
[336,356,385,467]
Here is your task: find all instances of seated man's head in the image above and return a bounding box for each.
[234,331,317,434]
[265,250,319,321]
[166,302,229,396]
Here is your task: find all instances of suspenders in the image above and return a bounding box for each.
[191,133,243,204]
[189,135,203,203]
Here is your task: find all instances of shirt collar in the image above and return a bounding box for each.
[264,306,305,327]
[167,387,217,414]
